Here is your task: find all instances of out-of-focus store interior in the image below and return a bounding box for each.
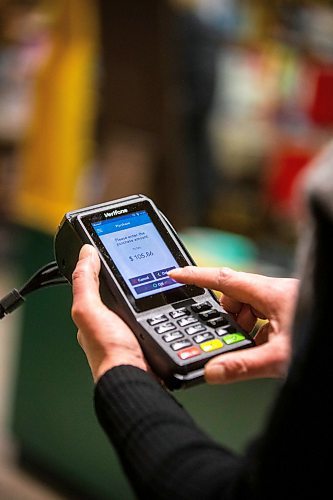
[0,0,332,498]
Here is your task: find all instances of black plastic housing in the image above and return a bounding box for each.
[54,195,254,389]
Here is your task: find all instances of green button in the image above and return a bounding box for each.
[222,333,246,345]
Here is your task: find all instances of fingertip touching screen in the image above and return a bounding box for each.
[91,210,182,299]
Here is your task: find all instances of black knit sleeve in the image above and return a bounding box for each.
[94,365,244,500]
[93,156,333,500]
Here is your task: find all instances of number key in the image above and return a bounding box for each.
[171,339,192,351]
[193,332,214,344]
[177,316,198,327]
[170,308,188,319]
[162,331,184,343]
[190,302,212,313]
[155,322,176,334]
[147,314,168,326]
[199,309,220,321]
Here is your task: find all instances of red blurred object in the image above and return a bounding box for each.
[307,64,333,126]
[264,143,315,214]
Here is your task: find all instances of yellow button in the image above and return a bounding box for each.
[200,339,223,352]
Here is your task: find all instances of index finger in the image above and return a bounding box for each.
[168,266,276,317]
[169,266,228,291]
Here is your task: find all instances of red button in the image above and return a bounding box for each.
[177,346,201,360]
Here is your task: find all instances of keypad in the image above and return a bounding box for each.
[146,300,247,362]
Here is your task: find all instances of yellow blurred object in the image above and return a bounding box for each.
[14,0,97,233]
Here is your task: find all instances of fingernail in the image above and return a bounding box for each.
[169,266,185,273]
[168,267,185,277]
[205,363,227,384]
[79,245,94,260]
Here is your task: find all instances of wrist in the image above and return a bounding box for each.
[91,351,148,383]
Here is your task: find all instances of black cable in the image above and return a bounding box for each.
[19,261,65,295]
[0,261,68,319]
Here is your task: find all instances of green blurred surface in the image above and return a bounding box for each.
[11,227,279,499]
[179,227,257,269]
[11,228,135,500]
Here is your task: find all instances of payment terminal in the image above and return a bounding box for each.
[54,194,254,389]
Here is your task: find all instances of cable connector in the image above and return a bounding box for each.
[0,289,25,319]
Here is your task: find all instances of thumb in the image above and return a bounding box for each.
[71,245,104,328]
[204,338,289,384]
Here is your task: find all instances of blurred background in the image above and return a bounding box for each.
[0,0,332,498]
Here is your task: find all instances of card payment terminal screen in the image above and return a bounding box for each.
[92,211,182,299]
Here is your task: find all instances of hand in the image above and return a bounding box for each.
[71,245,148,382]
[168,267,299,384]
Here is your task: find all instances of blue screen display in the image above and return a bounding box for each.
[92,211,182,299]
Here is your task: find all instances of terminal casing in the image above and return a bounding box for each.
[54,195,254,389]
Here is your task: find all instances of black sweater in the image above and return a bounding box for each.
[94,148,333,499]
